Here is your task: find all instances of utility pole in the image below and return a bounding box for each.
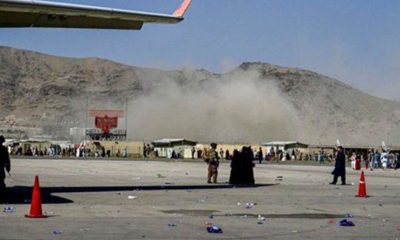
[85,95,89,141]
[125,97,128,140]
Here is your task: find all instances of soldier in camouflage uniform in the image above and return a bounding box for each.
[204,143,220,183]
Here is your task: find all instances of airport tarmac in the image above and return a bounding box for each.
[1,158,399,239]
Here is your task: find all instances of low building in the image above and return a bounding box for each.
[262,141,309,160]
[263,141,308,152]
[88,140,144,158]
[152,138,197,159]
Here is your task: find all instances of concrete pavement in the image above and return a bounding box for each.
[1,158,399,239]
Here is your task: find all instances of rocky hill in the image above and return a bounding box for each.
[0,46,399,146]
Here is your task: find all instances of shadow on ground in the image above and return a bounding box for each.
[1,183,276,204]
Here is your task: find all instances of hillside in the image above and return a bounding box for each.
[0,46,399,146]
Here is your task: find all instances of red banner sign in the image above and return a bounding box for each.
[95,116,118,134]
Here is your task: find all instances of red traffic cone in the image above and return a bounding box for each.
[356,171,368,198]
[25,176,47,218]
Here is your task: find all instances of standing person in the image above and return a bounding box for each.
[270,148,276,162]
[225,149,230,160]
[229,149,241,184]
[203,143,220,183]
[388,151,395,169]
[0,136,11,191]
[350,152,356,170]
[319,151,325,164]
[395,153,400,169]
[355,154,361,170]
[242,146,255,185]
[330,146,346,185]
[143,144,148,158]
[381,150,388,169]
[258,147,263,164]
[373,150,381,169]
[367,149,373,170]
[191,147,196,159]
[219,148,224,160]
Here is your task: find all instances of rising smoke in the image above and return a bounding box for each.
[126,68,302,143]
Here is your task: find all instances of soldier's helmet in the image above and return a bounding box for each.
[0,135,4,143]
[210,143,217,149]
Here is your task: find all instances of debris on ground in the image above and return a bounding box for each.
[3,206,15,213]
[52,230,63,235]
[257,215,266,225]
[205,222,223,233]
[338,219,355,227]
[345,213,354,218]
[245,202,256,209]
[275,176,284,181]
[128,195,137,200]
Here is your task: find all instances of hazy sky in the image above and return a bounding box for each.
[1,0,399,100]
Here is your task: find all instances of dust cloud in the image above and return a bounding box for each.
[126,68,302,143]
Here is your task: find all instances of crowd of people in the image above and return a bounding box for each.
[352,149,400,170]
[6,143,128,159]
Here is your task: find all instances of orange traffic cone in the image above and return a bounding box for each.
[356,171,368,198]
[25,176,47,218]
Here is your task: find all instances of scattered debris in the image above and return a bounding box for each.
[257,214,266,222]
[206,222,223,233]
[345,213,353,218]
[52,230,63,235]
[338,219,355,227]
[167,223,177,227]
[3,206,14,213]
[245,202,256,209]
[128,196,137,200]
